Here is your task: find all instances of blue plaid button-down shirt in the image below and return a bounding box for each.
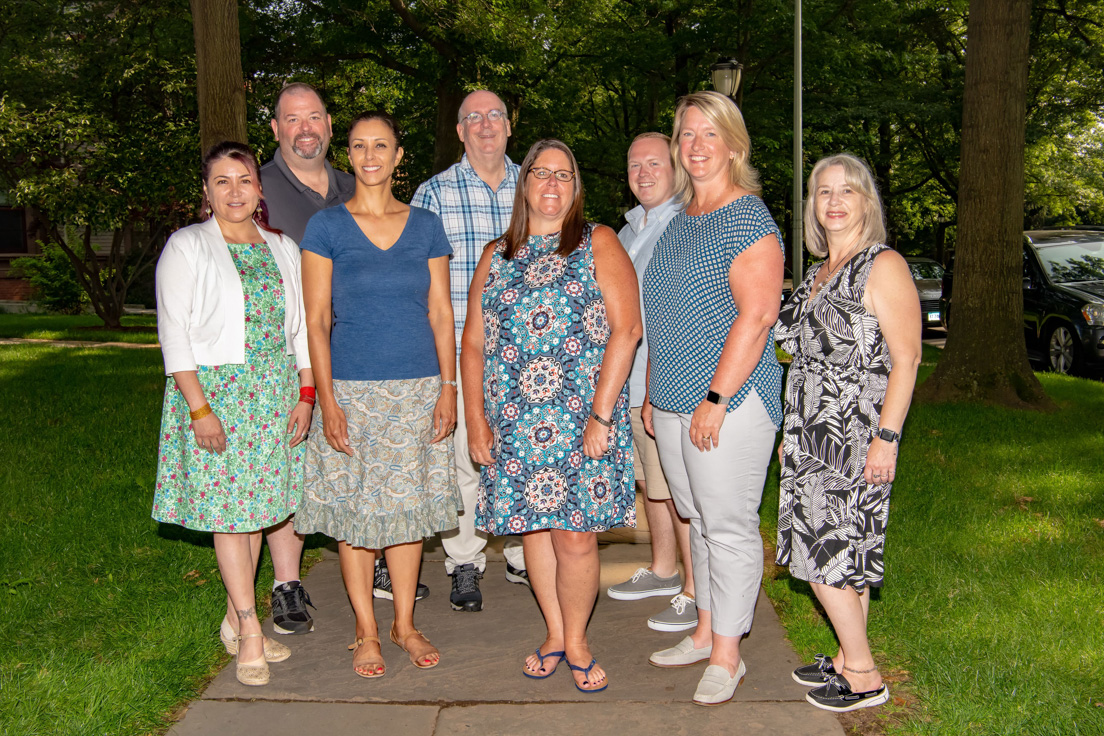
[411,154,520,352]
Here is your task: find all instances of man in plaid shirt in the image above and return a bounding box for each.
[411,90,527,612]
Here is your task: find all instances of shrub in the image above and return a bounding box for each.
[11,242,86,314]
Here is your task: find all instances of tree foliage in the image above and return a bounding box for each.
[0,0,198,327]
[3,0,1104,342]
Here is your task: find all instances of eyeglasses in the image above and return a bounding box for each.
[529,167,576,182]
[460,109,507,126]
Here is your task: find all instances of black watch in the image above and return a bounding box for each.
[877,427,901,443]
[705,390,732,406]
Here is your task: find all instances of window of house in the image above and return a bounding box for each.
[0,208,28,253]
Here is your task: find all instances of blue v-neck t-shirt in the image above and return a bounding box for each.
[300,204,452,380]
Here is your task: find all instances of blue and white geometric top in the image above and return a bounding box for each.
[642,195,784,427]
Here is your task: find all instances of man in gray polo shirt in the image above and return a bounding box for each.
[261,83,355,244]
[258,82,355,636]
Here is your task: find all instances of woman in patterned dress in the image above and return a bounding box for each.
[461,139,641,692]
[154,141,315,687]
[775,154,921,713]
[295,111,459,678]
[642,91,785,706]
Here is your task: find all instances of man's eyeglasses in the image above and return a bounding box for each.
[529,167,576,182]
[460,109,507,126]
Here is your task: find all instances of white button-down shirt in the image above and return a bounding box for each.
[618,197,682,407]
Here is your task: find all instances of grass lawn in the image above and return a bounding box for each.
[761,366,1104,735]
[0,313,158,344]
[2,339,1100,734]
[0,344,320,734]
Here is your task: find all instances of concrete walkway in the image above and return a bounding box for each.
[169,519,842,736]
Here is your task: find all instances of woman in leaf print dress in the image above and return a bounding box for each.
[154,141,314,687]
[774,154,922,713]
[461,139,641,693]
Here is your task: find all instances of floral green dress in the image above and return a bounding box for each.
[152,242,304,532]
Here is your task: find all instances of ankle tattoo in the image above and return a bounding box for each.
[236,606,257,622]
[843,664,878,674]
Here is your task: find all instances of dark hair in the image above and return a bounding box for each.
[273,82,326,119]
[347,110,402,147]
[199,141,280,234]
[500,139,585,260]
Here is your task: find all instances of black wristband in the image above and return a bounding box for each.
[877,427,901,443]
[590,410,613,427]
[706,390,732,405]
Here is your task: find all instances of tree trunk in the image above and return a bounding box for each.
[190,0,247,152]
[432,76,464,174]
[917,0,1052,410]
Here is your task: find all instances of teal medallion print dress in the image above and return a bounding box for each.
[153,242,303,532]
[476,226,636,534]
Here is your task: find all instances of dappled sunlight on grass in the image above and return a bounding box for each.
[0,313,159,344]
[762,370,1104,735]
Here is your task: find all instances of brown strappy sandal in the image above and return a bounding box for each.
[348,636,386,679]
[389,625,440,669]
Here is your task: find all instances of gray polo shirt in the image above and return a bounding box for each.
[260,149,356,244]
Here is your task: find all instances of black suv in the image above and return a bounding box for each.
[941,229,1104,374]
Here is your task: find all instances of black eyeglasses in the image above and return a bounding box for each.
[529,167,576,182]
[460,109,507,125]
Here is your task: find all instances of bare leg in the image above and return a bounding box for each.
[384,541,437,667]
[215,531,265,663]
[811,582,882,691]
[665,498,695,597]
[550,529,605,690]
[690,607,712,649]
[641,484,678,579]
[265,517,305,582]
[338,542,383,675]
[522,530,564,676]
[223,531,264,634]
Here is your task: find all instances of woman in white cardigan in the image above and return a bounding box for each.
[153,141,315,687]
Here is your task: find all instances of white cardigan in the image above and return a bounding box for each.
[155,217,311,376]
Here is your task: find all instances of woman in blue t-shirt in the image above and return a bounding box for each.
[296,111,460,678]
[642,91,785,706]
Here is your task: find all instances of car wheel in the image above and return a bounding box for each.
[1046,323,1079,374]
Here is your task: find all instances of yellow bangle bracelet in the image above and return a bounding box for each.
[189,403,213,421]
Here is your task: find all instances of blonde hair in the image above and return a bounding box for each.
[630,131,671,148]
[803,154,886,258]
[670,91,760,205]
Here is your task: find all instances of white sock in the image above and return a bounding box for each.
[273,579,298,591]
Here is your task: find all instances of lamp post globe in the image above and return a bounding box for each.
[710,57,743,99]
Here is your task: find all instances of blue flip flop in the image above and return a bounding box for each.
[523,647,566,679]
[567,658,608,692]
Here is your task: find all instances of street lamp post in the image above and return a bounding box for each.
[793,0,804,284]
[710,57,743,100]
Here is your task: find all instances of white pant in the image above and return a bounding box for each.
[652,393,776,637]
[441,358,525,573]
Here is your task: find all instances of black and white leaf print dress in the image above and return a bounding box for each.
[774,244,893,591]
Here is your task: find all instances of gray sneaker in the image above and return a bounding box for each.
[606,567,682,600]
[648,593,698,632]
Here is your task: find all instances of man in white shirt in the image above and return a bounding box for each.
[605,133,697,633]
[411,90,528,612]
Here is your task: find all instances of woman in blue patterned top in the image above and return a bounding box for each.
[297,111,460,678]
[461,140,642,692]
[642,91,785,706]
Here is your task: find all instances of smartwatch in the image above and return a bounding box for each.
[877,427,901,443]
[705,390,732,406]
